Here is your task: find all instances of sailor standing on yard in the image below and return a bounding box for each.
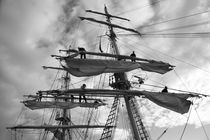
[78,47,86,59]
[36,92,42,101]
[130,51,136,62]
[80,84,87,103]
[161,86,168,93]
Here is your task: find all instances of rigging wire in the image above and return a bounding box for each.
[82,1,210,74]
[194,107,210,140]
[39,70,61,140]
[174,66,200,140]
[84,108,95,140]
[72,129,81,140]
[172,69,209,97]
[135,35,210,75]
[140,9,210,28]
[70,22,106,139]
[114,4,210,38]
[117,32,210,38]
[130,19,168,61]
[147,78,165,86]
[141,33,210,38]
[84,49,106,138]
[14,106,26,125]
[144,21,210,34]
[68,120,85,139]
[117,37,158,60]
[179,106,192,140]
[116,31,162,61]
[117,7,210,74]
[119,103,129,139]
[156,128,168,140]
[173,70,190,91]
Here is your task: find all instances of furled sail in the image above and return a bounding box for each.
[140,91,196,114]
[63,58,173,77]
[23,100,106,110]
[32,89,197,114]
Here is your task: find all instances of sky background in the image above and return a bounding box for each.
[0,0,210,140]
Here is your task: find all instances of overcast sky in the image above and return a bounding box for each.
[0,0,210,140]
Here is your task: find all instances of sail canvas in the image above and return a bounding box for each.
[141,91,193,114]
[63,58,173,77]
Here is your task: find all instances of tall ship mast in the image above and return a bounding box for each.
[7,5,208,140]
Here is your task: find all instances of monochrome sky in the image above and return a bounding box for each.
[0,0,210,140]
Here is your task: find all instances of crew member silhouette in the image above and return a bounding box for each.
[80,84,87,103]
[130,51,136,62]
[78,47,86,59]
[161,86,168,93]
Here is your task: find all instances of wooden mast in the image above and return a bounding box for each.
[84,6,149,140]
[62,72,69,140]
[103,6,141,140]
[85,6,145,139]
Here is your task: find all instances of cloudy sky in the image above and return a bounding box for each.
[0,0,210,140]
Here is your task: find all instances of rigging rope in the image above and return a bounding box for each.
[117,32,210,38]
[116,9,210,38]
[141,33,210,38]
[194,107,210,140]
[39,70,61,140]
[147,78,165,86]
[118,37,158,60]
[14,106,26,125]
[173,70,190,91]
[118,8,210,76]
[156,128,168,140]
[179,106,192,140]
[84,108,94,140]
[140,9,210,28]
[144,21,210,34]
[136,35,210,75]
[121,32,210,38]
[127,18,164,61]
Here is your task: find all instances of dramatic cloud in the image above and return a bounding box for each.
[1,0,210,140]
[0,0,63,139]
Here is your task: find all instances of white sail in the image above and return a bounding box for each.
[140,91,196,114]
[23,100,106,110]
[35,89,197,114]
[63,58,173,77]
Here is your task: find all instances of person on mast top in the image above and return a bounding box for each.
[78,47,86,59]
[80,84,87,103]
[161,86,168,93]
[130,51,136,62]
